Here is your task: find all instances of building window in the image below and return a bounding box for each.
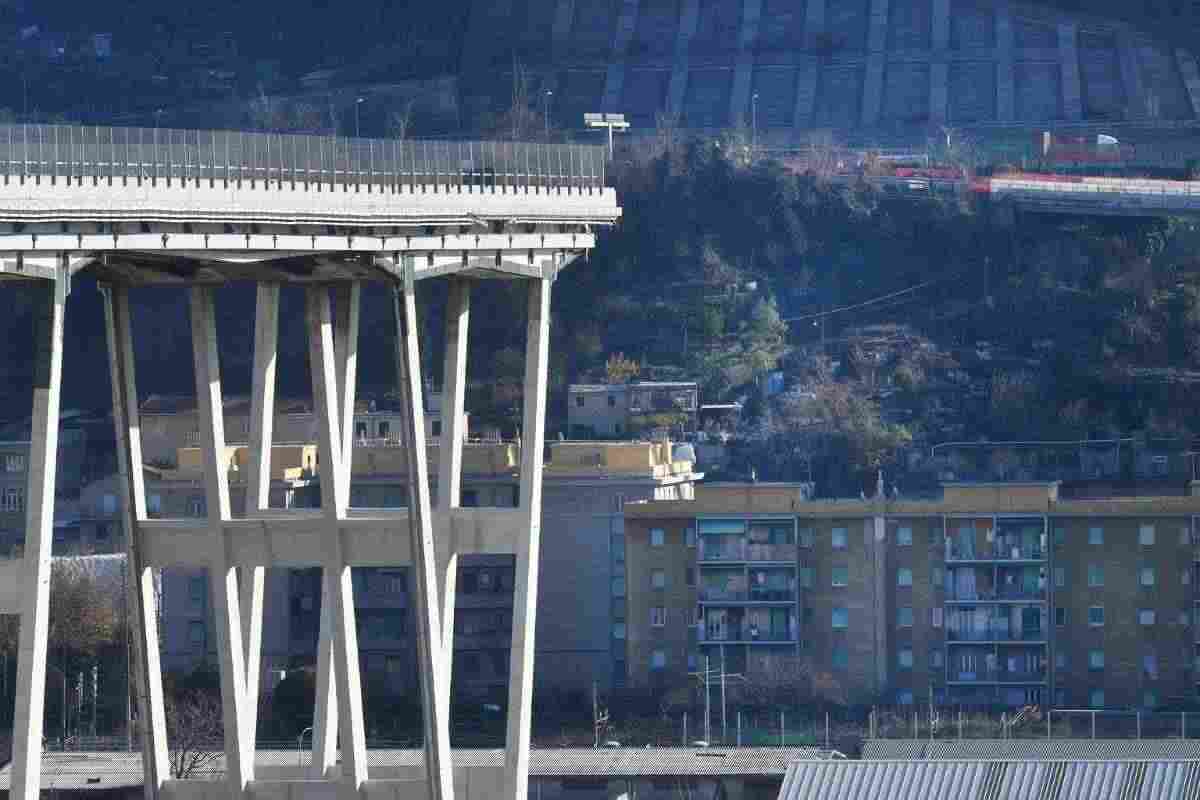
[607,395,616,408]
[430,420,442,438]
[802,607,814,624]
[188,621,205,650]
[1139,609,1156,626]
[1089,650,1105,670]
[897,690,914,705]
[650,528,665,547]
[1090,689,1105,708]
[931,566,944,588]
[3,454,24,473]
[898,648,913,670]
[650,607,666,627]
[612,623,626,639]
[1143,654,1158,679]
[650,650,666,670]
[831,566,849,587]
[611,577,625,597]
[387,572,406,595]
[189,576,206,609]
[1088,606,1105,627]
[1182,526,1192,546]
[799,528,813,548]
[831,528,847,549]
[651,569,666,590]
[685,567,695,587]
[1054,567,1065,588]
[1053,527,1065,546]
[930,649,944,669]
[931,607,943,628]
[1,487,23,513]
[897,606,913,628]
[832,647,848,669]
[1139,524,1156,546]
[385,657,403,676]
[896,527,912,546]
[799,567,814,588]
[189,496,205,518]
[1055,607,1067,626]
[897,568,913,587]
[1055,652,1067,669]
[1183,568,1192,586]
[377,421,390,439]
[1089,526,1104,545]
[1140,566,1156,587]
[1087,564,1104,587]
[148,494,162,514]
[575,395,584,407]
[685,527,696,548]
[832,608,849,629]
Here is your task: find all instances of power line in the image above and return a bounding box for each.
[782,277,948,323]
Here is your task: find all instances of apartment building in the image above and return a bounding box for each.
[0,441,28,557]
[567,382,699,439]
[624,481,1200,710]
[148,436,699,697]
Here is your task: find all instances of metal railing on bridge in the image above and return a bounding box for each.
[0,124,608,193]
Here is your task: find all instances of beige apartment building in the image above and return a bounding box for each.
[624,481,1200,710]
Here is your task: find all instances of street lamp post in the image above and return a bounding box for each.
[544,91,553,139]
[751,93,759,154]
[355,97,365,138]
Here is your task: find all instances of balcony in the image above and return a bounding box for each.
[945,545,1044,563]
[945,588,1046,603]
[947,670,1047,684]
[698,627,797,644]
[946,628,1046,643]
[698,587,797,603]
[699,541,797,563]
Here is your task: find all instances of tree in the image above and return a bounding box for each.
[166,690,223,779]
[604,352,640,384]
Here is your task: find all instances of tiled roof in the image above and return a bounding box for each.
[779,759,1200,800]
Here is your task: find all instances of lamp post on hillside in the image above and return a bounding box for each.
[543,90,553,139]
[752,92,759,154]
[355,97,365,138]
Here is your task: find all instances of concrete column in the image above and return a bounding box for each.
[242,282,280,753]
[729,0,763,126]
[310,573,339,777]
[333,283,360,500]
[504,277,552,800]
[102,284,169,800]
[10,271,66,800]
[392,272,454,800]
[1177,49,1200,118]
[306,286,369,791]
[667,0,700,118]
[870,515,888,697]
[930,0,950,125]
[996,1,1015,122]
[601,0,641,111]
[190,287,253,794]
[862,0,890,126]
[1118,29,1147,119]
[436,278,471,723]
[1058,22,1083,121]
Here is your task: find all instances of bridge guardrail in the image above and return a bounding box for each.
[0,124,608,193]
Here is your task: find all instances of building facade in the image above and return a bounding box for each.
[568,383,699,439]
[624,481,1200,710]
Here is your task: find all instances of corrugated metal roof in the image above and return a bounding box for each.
[862,739,1200,761]
[778,760,1200,800]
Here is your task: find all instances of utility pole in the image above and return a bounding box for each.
[751,93,759,155]
[689,655,745,745]
[355,97,365,138]
[92,664,99,738]
[544,91,553,140]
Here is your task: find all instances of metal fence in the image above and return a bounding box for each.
[0,124,608,193]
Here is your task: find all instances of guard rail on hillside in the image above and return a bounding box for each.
[0,124,607,192]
